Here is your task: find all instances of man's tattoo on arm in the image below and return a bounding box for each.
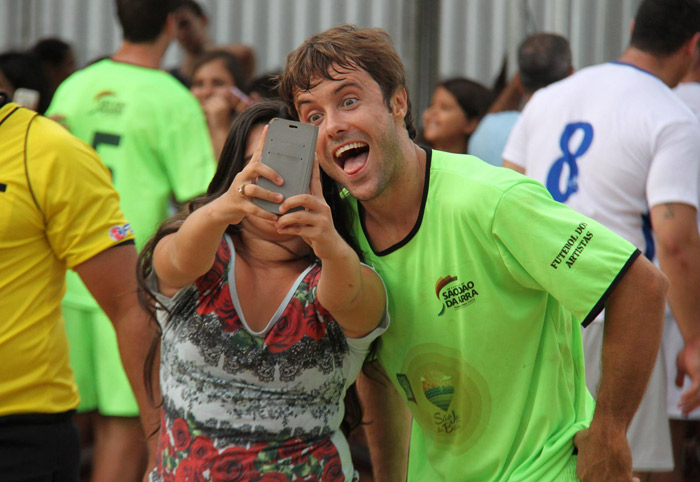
[664,204,675,220]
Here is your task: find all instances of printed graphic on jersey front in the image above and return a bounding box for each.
[399,344,492,455]
[435,274,479,316]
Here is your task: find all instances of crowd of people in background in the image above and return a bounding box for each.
[3,0,700,481]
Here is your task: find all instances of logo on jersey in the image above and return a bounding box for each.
[435,275,479,316]
[91,91,125,115]
[108,223,133,242]
[94,90,116,101]
[549,222,594,270]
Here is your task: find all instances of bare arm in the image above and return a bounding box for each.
[574,255,667,481]
[356,362,412,482]
[277,162,386,337]
[74,243,161,472]
[487,73,523,113]
[502,160,525,174]
[154,126,282,295]
[650,202,700,412]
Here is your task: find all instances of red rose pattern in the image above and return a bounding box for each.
[189,435,217,468]
[172,418,192,451]
[159,421,346,482]
[265,297,307,353]
[321,457,344,482]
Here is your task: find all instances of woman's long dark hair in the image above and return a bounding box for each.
[136,99,368,434]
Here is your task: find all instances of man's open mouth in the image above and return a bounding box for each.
[334,142,369,174]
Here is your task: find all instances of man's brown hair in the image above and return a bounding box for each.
[279,24,416,139]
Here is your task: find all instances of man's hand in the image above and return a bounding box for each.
[676,338,700,414]
[574,425,639,482]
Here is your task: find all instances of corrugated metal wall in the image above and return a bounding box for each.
[438,0,642,86]
[1,0,642,114]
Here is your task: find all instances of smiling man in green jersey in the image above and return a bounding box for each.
[280,25,670,482]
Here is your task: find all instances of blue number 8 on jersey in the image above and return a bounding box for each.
[546,122,594,202]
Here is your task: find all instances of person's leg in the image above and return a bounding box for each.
[91,309,147,482]
[627,346,673,478]
[63,303,99,480]
[91,415,147,482]
[649,419,686,482]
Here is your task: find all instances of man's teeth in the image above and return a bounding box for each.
[335,142,366,159]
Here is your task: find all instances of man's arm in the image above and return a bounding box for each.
[650,202,700,413]
[73,243,161,474]
[574,254,667,482]
[356,361,412,482]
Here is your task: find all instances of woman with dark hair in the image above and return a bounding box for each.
[190,49,252,158]
[137,100,387,481]
[422,77,493,154]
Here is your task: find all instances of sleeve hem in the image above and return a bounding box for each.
[581,249,641,327]
[66,238,135,269]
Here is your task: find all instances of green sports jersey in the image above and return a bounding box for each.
[47,59,216,307]
[350,149,638,481]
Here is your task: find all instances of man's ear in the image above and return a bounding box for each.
[390,86,408,122]
[686,32,700,58]
[164,12,177,37]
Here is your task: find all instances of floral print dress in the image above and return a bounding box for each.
[149,235,387,482]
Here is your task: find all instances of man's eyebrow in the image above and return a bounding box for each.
[296,80,361,109]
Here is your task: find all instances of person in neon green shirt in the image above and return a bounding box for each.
[280,25,671,481]
[46,0,216,480]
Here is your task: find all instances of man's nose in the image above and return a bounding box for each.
[324,110,349,138]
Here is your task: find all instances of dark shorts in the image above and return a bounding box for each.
[0,411,80,482]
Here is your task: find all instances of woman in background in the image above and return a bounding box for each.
[422,77,493,154]
[190,49,252,158]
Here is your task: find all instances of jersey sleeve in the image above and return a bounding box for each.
[160,94,216,203]
[26,116,134,269]
[491,180,638,325]
[646,120,700,209]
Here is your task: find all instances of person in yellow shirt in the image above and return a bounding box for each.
[0,93,157,482]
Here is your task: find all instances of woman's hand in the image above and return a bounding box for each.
[209,125,284,226]
[275,159,348,260]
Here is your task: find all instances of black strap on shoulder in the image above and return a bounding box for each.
[0,91,10,109]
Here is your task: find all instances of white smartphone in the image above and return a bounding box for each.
[13,88,40,110]
[253,118,318,215]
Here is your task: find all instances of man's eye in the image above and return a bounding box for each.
[343,98,357,107]
[308,113,322,123]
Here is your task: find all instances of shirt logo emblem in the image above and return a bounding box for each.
[109,223,133,242]
[435,275,479,316]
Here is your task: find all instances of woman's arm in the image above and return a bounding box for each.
[154,126,283,295]
[276,162,386,337]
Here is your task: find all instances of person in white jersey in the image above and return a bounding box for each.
[503,0,700,478]
[663,42,700,480]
